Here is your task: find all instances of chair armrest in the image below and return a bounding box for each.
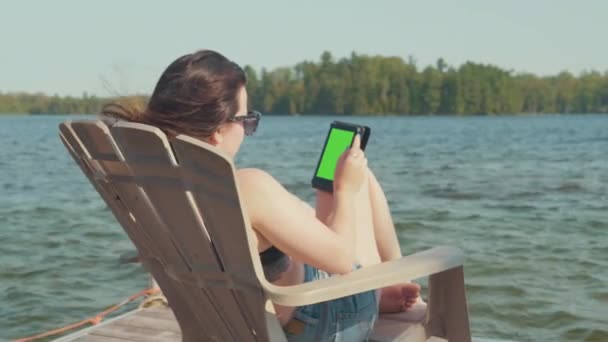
[262,246,464,307]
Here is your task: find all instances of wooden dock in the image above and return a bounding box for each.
[54,307,181,342]
[52,304,503,342]
[52,305,430,342]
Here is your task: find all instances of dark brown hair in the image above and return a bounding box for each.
[102,50,247,138]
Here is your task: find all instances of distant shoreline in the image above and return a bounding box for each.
[2,52,608,116]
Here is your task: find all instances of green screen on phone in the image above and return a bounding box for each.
[316,128,355,181]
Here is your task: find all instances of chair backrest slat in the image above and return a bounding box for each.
[60,120,270,341]
[171,135,269,336]
[110,123,264,341]
[59,123,155,259]
[61,122,216,336]
[65,121,230,339]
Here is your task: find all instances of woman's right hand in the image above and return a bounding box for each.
[333,133,368,196]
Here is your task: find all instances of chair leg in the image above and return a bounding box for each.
[425,266,471,342]
[266,310,288,342]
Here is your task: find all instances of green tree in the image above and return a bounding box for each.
[3,52,608,116]
[420,66,442,114]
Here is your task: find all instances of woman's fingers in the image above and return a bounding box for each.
[333,133,367,194]
[352,133,361,150]
[348,135,365,161]
[348,134,363,157]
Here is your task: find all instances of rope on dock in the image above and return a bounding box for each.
[13,287,161,342]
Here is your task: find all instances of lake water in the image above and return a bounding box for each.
[1,114,607,341]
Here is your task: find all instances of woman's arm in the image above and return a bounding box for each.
[238,135,368,275]
[237,168,356,275]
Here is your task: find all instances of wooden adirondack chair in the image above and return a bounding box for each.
[58,119,471,342]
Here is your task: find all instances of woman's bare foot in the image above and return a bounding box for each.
[379,283,421,313]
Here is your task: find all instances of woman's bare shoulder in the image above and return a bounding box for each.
[236,168,287,201]
[237,167,314,214]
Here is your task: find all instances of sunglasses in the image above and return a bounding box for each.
[228,110,261,136]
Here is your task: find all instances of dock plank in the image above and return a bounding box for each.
[112,313,181,333]
[57,308,182,342]
[57,306,437,342]
[134,306,176,320]
[88,323,181,342]
[73,335,132,342]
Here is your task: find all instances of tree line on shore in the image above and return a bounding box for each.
[2,51,607,115]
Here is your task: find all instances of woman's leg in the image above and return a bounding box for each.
[315,167,405,265]
[366,169,422,312]
[367,169,402,261]
[315,167,421,313]
[315,170,381,267]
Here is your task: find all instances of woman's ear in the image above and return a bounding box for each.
[208,129,223,146]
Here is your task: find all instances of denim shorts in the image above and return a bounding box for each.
[283,264,379,342]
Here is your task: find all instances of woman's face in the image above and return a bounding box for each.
[211,86,248,158]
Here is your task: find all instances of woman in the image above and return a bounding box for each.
[103,50,421,341]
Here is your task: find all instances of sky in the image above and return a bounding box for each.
[1,0,606,97]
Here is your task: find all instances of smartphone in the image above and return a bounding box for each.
[311,121,371,193]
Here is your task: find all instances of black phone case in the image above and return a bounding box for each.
[311,121,371,193]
